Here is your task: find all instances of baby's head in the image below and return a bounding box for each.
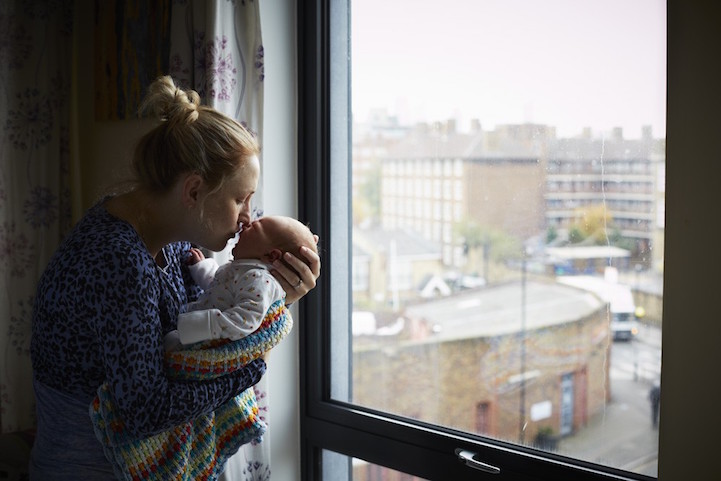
[232,215,318,264]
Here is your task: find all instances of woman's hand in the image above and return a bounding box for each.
[272,244,321,304]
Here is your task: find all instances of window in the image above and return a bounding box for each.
[298,0,671,479]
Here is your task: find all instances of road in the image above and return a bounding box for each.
[557,324,662,478]
[611,326,662,385]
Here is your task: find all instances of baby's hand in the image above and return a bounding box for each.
[163,330,183,352]
[187,247,205,265]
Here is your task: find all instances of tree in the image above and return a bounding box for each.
[353,166,381,225]
[546,225,558,244]
[569,204,612,245]
[455,219,522,282]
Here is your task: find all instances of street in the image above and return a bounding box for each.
[557,324,662,477]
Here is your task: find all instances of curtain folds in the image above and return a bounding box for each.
[0,1,75,434]
[1,1,269,476]
[170,1,270,479]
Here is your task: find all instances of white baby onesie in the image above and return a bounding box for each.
[176,259,286,346]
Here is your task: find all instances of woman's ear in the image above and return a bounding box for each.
[181,173,204,209]
[266,248,283,262]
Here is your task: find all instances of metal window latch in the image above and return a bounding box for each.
[455,449,501,475]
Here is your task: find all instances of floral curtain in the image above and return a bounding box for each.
[0,1,75,433]
[169,1,269,479]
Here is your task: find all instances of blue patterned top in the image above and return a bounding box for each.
[31,200,266,438]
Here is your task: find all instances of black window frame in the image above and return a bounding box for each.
[297,0,658,479]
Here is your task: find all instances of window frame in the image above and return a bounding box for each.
[297,0,661,479]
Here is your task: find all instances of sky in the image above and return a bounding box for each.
[351,0,666,139]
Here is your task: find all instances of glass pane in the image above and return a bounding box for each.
[339,0,665,477]
[322,450,430,481]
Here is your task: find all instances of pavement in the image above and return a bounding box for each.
[557,379,659,477]
[555,324,662,478]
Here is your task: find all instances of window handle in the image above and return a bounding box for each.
[455,449,501,475]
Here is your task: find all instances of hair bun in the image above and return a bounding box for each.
[140,75,201,125]
[173,87,200,124]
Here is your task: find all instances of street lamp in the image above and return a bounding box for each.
[519,253,527,444]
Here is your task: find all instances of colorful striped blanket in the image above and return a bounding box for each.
[90,300,292,481]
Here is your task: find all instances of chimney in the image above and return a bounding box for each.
[642,125,653,140]
[446,119,457,135]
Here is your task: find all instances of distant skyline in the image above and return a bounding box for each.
[351,0,666,139]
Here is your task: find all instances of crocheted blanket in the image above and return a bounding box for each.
[90,300,292,481]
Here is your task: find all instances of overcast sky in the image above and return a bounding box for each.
[351,0,666,139]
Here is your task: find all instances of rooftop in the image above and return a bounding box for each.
[403,280,604,343]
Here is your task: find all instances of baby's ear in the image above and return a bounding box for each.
[266,248,283,262]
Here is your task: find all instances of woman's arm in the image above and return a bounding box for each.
[95,250,266,437]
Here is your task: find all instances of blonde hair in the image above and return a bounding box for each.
[131,76,259,194]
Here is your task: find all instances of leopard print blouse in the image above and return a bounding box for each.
[31,200,266,437]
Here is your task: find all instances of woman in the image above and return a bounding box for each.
[29,76,320,480]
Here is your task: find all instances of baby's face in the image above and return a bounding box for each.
[232,216,283,260]
[232,216,311,261]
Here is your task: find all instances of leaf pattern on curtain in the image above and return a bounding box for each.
[169,1,269,479]
[0,1,74,433]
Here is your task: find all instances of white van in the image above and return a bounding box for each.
[557,275,639,341]
[606,283,640,341]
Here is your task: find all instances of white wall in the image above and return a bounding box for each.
[260,0,302,479]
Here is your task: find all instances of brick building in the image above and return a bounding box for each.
[352,280,610,446]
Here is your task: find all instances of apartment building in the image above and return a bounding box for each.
[357,120,664,271]
[376,122,550,267]
[545,127,665,267]
[353,224,445,308]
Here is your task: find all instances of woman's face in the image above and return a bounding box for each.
[200,155,260,251]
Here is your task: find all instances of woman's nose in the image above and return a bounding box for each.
[238,205,252,227]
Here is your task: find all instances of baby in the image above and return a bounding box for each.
[93,216,318,480]
[168,215,319,348]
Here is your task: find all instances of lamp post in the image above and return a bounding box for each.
[634,263,642,291]
[519,253,527,444]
